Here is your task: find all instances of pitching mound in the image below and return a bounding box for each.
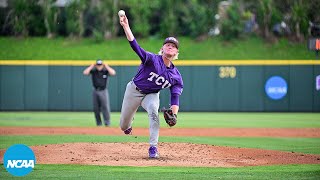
[27,142,320,167]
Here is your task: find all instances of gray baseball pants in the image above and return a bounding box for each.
[93,89,111,126]
[120,81,160,147]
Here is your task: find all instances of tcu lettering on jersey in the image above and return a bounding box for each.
[147,72,171,89]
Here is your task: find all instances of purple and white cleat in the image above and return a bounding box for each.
[148,146,159,158]
[124,127,132,135]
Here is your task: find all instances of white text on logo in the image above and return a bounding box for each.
[7,160,35,169]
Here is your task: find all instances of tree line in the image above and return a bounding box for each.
[0,0,319,42]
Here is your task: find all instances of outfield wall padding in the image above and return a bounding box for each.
[0,65,319,112]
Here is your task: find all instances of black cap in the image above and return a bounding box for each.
[163,37,179,49]
[96,59,103,65]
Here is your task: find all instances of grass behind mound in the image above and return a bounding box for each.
[0,164,319,179]
[0,112,320,128]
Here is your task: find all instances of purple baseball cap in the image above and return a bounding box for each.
[163,37,179,49]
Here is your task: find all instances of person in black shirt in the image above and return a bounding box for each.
[83,59,116,126]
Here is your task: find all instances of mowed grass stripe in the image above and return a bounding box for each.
[0,163,320,179]
[0,135,319,154]
[0,112,319,128]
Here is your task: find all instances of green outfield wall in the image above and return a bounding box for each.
[0,60,319,112]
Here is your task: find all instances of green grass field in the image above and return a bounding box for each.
[0,37,314,60]
[0,164,319,180]
[1,112,320,179]
[1,112,320,128]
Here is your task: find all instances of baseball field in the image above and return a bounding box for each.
[0,112,320,179]
[1,0,320,178]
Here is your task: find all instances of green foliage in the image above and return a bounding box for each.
[157,0,215,38]
[7,0,46,36]
[0,0,319,41]
[159,0,179,37]
[221,2,243,41]
[291,0,309,37]
[270,7,282,28]
[90,1,114,38]
[65,0,86,37]
[39,0,58,38]
[92,28,104,43]
[129,0,158,38]
[256,0,273,37]
[308,0,320,23]
[0,9,5,31]
[179,0,209,37]
[27,2,46,36]
[10,0,29,36]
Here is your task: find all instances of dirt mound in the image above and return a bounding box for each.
[1,127,319,167]
[5,142,318,167]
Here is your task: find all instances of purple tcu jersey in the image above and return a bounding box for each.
[129,39,183,96]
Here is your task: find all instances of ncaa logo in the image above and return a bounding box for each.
[265,76,288,100]
[3,144,36,176]
[316,75,320,91]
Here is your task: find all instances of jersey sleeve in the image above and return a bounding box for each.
[129,39,153,64]
[170,94,180,106]
[170,78,183,106]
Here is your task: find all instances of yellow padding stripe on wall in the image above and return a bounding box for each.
[0,60,319,66]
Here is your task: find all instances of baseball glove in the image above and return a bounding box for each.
[161,107,177,127]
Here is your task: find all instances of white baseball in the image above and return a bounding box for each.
[118,10,125,17]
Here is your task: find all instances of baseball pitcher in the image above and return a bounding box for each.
[119,12,183,158]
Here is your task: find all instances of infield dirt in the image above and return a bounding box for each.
[1,127,320,167]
